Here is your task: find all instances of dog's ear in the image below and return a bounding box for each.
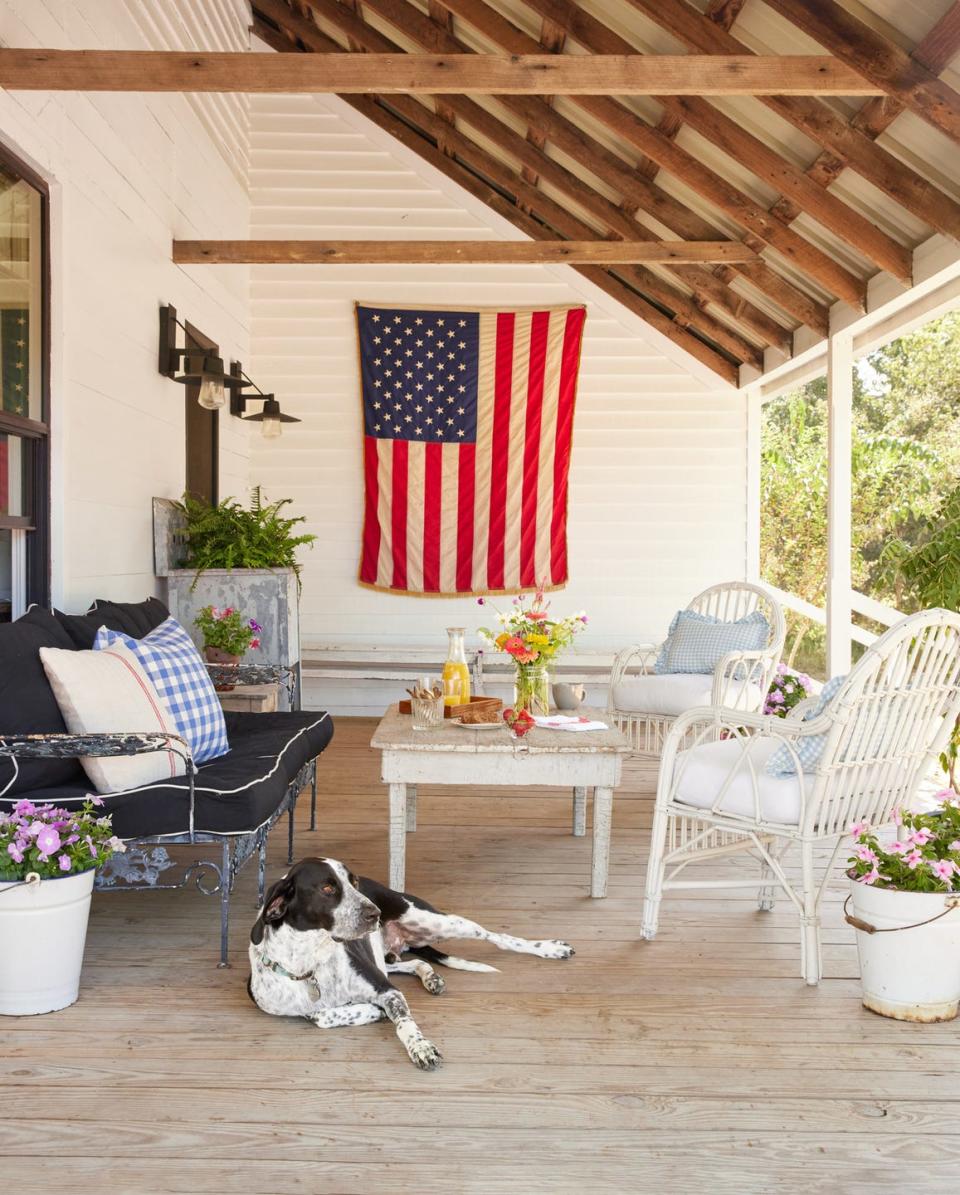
[263,875,297,925]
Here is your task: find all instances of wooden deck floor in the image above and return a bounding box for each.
[5,717,959,1193]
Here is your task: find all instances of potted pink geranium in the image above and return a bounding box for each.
[194,605,263,690]
[0,798,124,1015]
[846,792,960,1022]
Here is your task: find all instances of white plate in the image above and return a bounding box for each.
[455,720,503,730]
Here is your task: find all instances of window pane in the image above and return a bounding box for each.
[0,169,41,420]
[0,528,12,622]
[0,432,27,518]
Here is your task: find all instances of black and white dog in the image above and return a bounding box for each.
[248,857,574,1070]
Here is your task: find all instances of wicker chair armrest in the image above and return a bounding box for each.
[785,696,819,723]
[609,643,662,689]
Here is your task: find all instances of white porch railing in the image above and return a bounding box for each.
[764,582,904,655]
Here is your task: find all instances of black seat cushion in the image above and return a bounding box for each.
[5,711,333,839]
[55,597,171,649]
[0,607,86,794]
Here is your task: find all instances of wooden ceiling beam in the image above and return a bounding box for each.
[251,13,759,372]
[706,0,747,31]
[623,0,960,242]
[173,239,760,264]
[0,47,882,95]
[763,0,960,145]
[521,0,911,282]
[293,0,806,340]
[424,0,864,306]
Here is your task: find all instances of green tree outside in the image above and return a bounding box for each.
[760,310,960,679]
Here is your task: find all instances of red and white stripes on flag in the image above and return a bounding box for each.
[357,303,586,595]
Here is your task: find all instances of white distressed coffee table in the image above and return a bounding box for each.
[370,706,629,897]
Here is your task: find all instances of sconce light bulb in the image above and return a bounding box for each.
[197,375,226,411]
[261,416,282,439]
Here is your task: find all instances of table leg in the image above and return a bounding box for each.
[406,784,417,833]
[572,787,587,836]
[389,783,407,891]
[591,786,613,898]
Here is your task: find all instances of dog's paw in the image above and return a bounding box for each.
[422,971,446,996]
[408,1037,443,1071]
[536,939,575,960]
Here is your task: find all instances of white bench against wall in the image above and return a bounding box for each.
[300,646,622,716]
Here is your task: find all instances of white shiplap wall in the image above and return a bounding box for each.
[249,95,749,713]
[0,0,253,611]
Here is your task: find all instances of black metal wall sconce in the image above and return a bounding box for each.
[159,305,300,437]
[158,304,242,411]
[228,363,301,440]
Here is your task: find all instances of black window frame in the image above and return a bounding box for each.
[0,141,50,611]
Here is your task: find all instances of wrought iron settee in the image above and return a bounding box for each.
[0,599,333,966]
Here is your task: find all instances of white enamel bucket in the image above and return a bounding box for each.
[0,869,95,1015]
[847,879,960,1023]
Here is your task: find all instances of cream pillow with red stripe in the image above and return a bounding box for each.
[39,643,187,794]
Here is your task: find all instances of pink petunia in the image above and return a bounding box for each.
[36,827,61,856]
[58,854,72,872]
[903,849,925,870]
[856,868,880,886]
[854,845,879,865]
[949,841,960,854]
[889,840,910,855]
[908,827,935,846]
[849,820,870,840]
[6,841,23,864]
[932,859,955,884]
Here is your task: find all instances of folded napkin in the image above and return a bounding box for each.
[534,715,608,733]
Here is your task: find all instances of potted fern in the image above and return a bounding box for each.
[156,489,316,709]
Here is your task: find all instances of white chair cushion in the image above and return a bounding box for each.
[612,673,764,717]
[672,736,813,826]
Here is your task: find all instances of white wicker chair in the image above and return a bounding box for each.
[641,608,960,985]
[608,581,786,756]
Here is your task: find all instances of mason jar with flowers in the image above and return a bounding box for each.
[0,797,125,1015]
[846,792,960,1022]
[478,588,587,718]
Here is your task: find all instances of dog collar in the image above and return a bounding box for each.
[259,955,321,1002]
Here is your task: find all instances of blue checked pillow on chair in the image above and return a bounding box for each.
[654,608,770,675]
[765,675,846,776]
[94,617,229,763]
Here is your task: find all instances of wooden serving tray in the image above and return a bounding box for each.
[398,696,502,719]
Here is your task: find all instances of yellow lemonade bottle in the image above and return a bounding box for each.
[442,626,471,707]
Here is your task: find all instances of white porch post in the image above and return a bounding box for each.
[826,332,853,676]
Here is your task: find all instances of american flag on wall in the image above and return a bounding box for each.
[356,303,586,595]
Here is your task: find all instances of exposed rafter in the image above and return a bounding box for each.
[763,0,960,144]
[518,0,912,281]
[622,0,960,242]
[770,3,960,225]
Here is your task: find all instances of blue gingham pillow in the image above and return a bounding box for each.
[766,674,846,777]
[94,617,229,764]
[654,608,770,675]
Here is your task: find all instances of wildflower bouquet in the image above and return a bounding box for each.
[763,664,813,717]
[0,798,125,881]
[194,605,262,658]
[478,588,587,715]
[848,791,960,892]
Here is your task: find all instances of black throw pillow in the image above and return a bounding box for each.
[0,607,86,796]
[88,596,169,638]
[54,608,131,650]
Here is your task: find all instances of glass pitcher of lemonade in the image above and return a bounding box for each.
[442,627,471,707]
